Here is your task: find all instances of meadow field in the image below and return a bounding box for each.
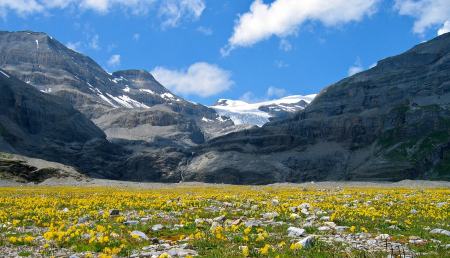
[0,185,448,257]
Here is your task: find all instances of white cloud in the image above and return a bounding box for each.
[0,0,204,28]
[107,54,121,67]
[151,62,233,98]
[395,0,450,35]
[274,60,289,68]
[438,20,450,35]
[133,33,141,41]
[88,34,100,50]
[267,86,287,98]
[348,57,364,76]
[224,0,379,52]
[158,0,205,28]
[197,26,213,36]
[279,38,292,52]
[66,41,82,52]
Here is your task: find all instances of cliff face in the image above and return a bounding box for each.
[182,33,450,184]
[0,70,127,179]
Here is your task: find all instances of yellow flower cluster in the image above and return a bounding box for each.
[0,186,447,257]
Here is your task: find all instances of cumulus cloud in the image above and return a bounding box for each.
[0,0,205,27]
[279,39,292,52]
[66,41,82,52]
[151,62,233,98]
[266,86,287,98]
[107,54,121,67]
[395,0,450,35]
[437,20,450,36]
[223,0,379,53]
[158,0,205,28]
[347,57,364,76]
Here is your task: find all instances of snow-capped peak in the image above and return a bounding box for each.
[211,94,317,127]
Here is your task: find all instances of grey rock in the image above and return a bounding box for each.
[131,230,149,240]
[287,227,306,237]
[152,224,164,231]
[430,228,450,236]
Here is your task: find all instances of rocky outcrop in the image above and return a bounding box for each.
[0,70,127,179]
[183,33,450,183]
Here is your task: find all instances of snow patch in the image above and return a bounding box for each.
[212,94,317,127]
[35,40,39,49]
[0,70,10,78]
[123,86,130,93]
[107,94,149,109]
[139,89,155,95]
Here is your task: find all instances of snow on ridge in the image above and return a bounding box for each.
[0,70,10,78]
[211,94,317,127]
[139,89,155,95]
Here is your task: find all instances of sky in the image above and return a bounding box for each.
[1,0,449,105]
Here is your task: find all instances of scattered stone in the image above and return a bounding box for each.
[131,230,149,240]
[297,235,315,248]
[299,203,311,210]
[408,236,424,244]
[140,217,150,222]
[287,227,305,237]
[124,220,139,226]
[152,224,164,231]
[320,216,330,221]
[375,234,390,240]
[168,248,198,257]
[323,222,336,228]
[109,209,120,216]
[430,228,450,236]
[271,199,280,206]
[62,207,69,213]
[262,212,279,220]
[213,215,226,222]
[410,209,418,214]
[335,226,349,232]
[388,225,400,230]
[436,202,446,208]
[318,226,331,231]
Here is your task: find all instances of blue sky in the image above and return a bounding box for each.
[1,0,449,105]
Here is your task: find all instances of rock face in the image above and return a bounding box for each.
[0,31,233,146]
[0,70,126,179]
[183,33,450,184]
[0,30,236,181]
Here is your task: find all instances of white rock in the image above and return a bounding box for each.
[62,208,69,213]
[335,226,349,232]
[297,235,315,248]
[388,225,400,230]
[430,228,450,236]
[271,199,280,206]
[301,208,310,216]
[318,226,331,231]
[213,215,226,222]
[436,202,446,208]
[167,248,198,257]
[262,212,279,220]
[131,230,149,240]
[375,234,390,240]
[299,203,311,210]
[124,220,139,225]
[320,216,330,221]
[287,227,306,237]
[152,224,164,231]
[323,222,336,228]
[410,209,418,214]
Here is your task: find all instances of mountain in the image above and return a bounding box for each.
[211,95,317,126]
[182,33,450,184]
[0,69,126,179]
[0,31,234,147]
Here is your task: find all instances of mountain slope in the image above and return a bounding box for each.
[211,95,317,126]
[183,33,450,184]
[0,69,126,179]
[0,31,234,147]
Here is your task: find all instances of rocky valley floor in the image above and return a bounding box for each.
[0,183,448,257]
